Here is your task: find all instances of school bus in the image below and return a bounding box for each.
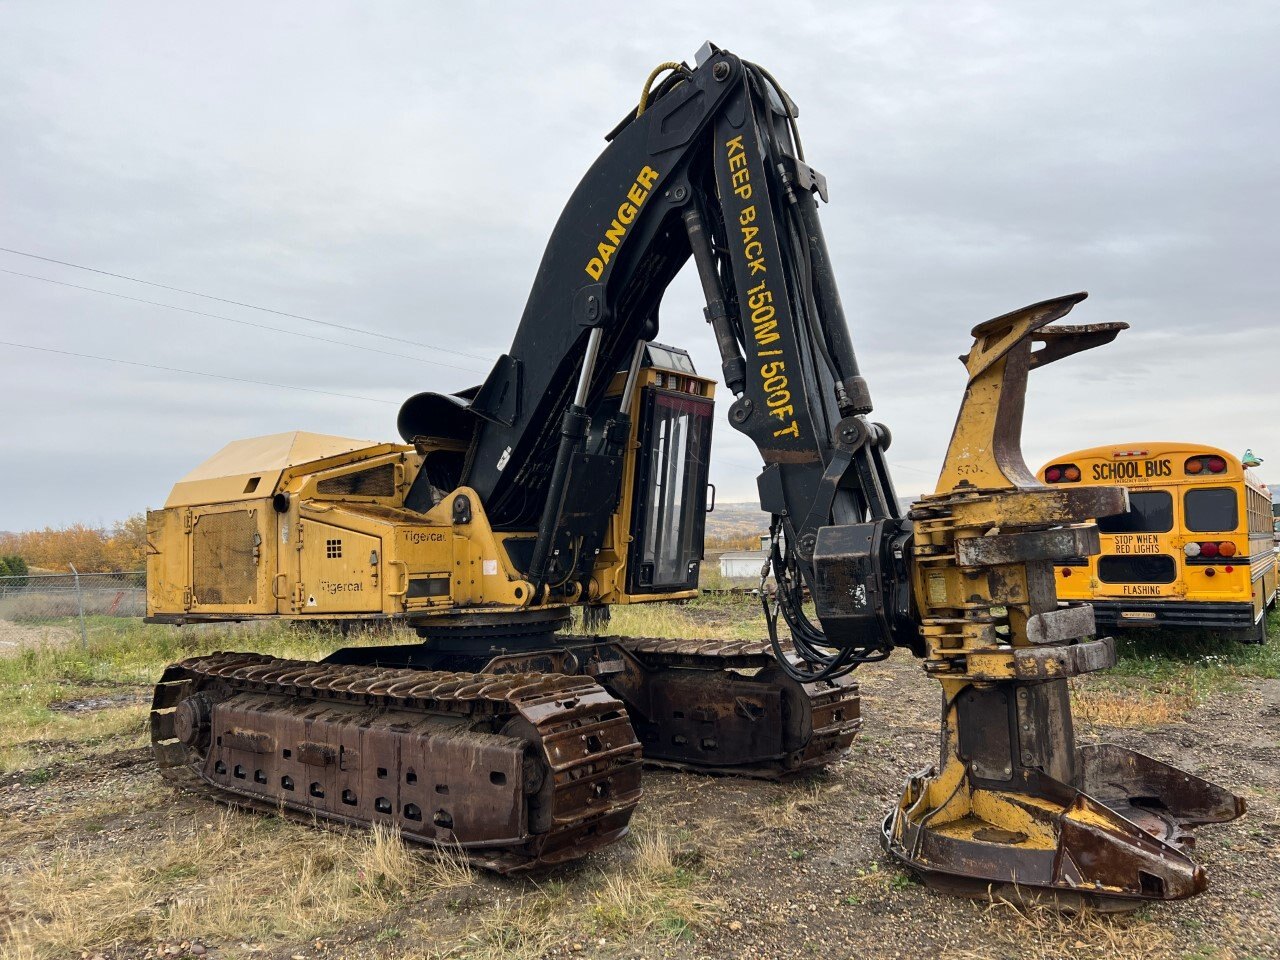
[1038,443,1278,642]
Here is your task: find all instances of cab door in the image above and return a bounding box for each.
[626,386,715,594]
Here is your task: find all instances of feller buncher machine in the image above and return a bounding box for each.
[146,44,1244,908]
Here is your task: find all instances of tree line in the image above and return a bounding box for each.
[0,514,147,573]
[705,533,769,552]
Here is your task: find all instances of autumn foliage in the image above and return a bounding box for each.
[705,533,767,552]
[0,514,148,573]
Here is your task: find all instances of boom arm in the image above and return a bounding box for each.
[400,43,909,675]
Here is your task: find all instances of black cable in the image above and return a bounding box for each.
[744,61,805,162]
[0,339,397,405]
[762,516,892,683]
[0,268,487,375]
[0,245,490,361]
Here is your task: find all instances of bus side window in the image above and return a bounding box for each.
[1185,488,1238,533]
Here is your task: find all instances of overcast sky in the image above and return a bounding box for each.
[1,1,1277,531]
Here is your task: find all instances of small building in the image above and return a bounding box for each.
[719,550,769,580]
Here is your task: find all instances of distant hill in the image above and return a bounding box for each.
[705,502,771,546]
[705,498,923,547]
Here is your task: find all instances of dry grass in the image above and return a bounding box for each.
[1070,684,1194,729]
[973,897,1176,960]
[573,602,729,641]
[0,813,471,959]
[0,701,148,773]
[755,779,831,832]
[589,827,714,939]
[0,619,397,774]
[448,826,715,960]
[452,889,570,960]
[574,594,764,643]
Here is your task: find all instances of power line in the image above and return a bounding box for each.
[0,339,397,406]
[891,462,938,478]
[0,268,486,375]
[0,245,491,361]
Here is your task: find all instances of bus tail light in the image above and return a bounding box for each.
[1044,463,1080,483]
[1185,455,1228,475]
[1204,567,1216,577]
[1187,540,1236,560]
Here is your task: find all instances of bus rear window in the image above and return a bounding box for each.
[1096,491,1173,534]
[1098,555,1176,584]
[1185,488,1238,533]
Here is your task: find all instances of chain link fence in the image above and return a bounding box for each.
[0,570,145,650]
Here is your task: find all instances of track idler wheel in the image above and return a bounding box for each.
[172,692,212,751]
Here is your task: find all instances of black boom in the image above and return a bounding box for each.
[400,43,915,678]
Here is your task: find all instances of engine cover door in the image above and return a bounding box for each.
[296,520,382,613]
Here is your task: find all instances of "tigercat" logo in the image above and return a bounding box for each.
[584,166,661,280]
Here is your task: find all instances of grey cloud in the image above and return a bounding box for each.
[1,1,1276,528]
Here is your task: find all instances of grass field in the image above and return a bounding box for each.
[1,600,1277,959]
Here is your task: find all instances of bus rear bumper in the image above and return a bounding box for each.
[1087,599,1258,630]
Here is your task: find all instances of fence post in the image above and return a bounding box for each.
[69,562,88,649]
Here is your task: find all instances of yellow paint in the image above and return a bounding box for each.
[584,166,661,280]
[891,298,1141,885]
[147,358,715,626]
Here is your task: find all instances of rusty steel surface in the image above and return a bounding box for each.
[888,294,1244,910]
[884,743,1246,911]
[953,525,1099,568]
[151,652,642,872]
[312,632,862,780]
[603,637,860,779]
[1024,604,1097,646]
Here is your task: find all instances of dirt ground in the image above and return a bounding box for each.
[1,610,1277,960]
[0,618,75,655]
